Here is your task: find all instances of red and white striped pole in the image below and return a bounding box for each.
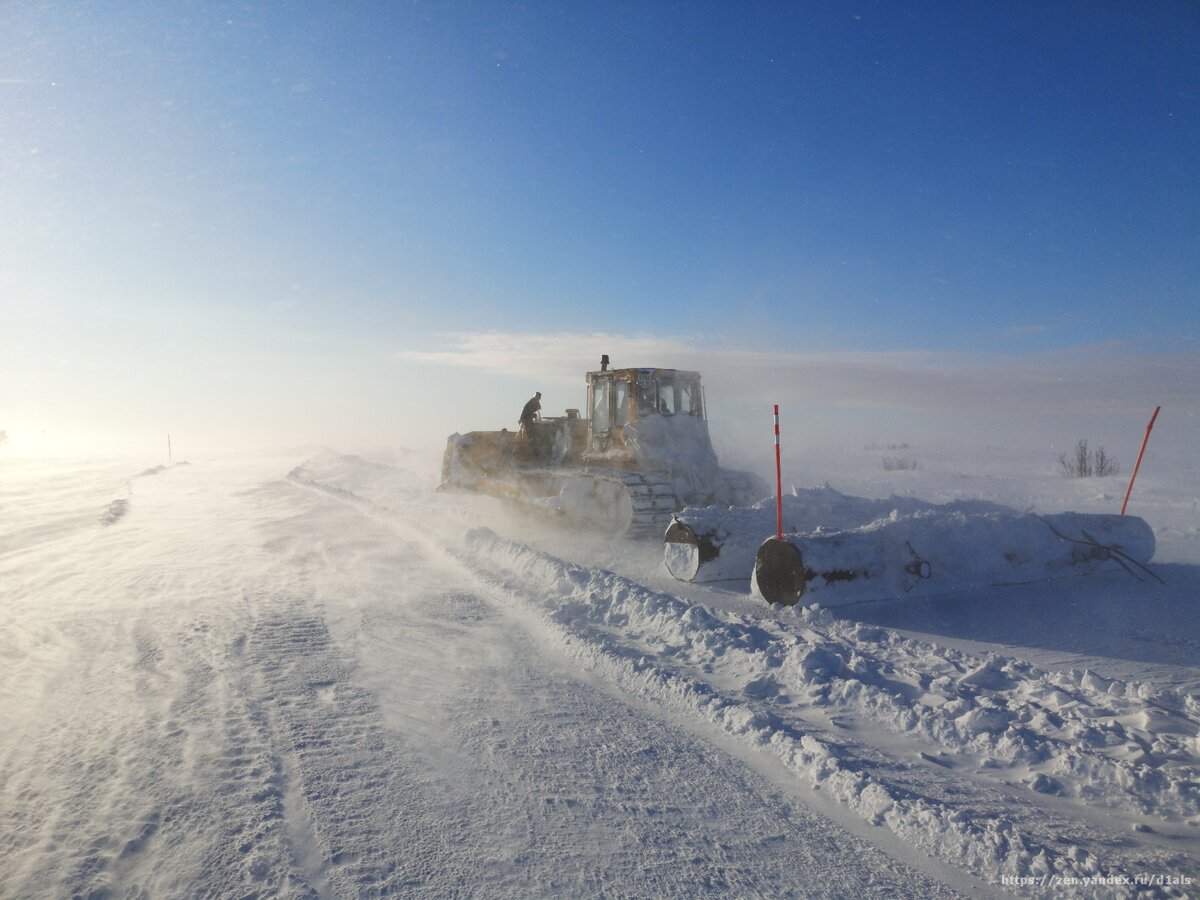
[1121,405,1161,516]
[774,404,783,541]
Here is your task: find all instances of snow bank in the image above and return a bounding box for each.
[455,528,1197,897]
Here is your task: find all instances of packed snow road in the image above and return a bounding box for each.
[291,451,1200,897]
[1,454,969,898]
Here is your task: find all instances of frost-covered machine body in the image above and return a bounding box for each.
[440,364,767,536]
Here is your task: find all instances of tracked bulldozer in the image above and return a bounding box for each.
[440,356,767,536]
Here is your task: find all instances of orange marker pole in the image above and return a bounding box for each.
[1121,405,1161,515]
[774,404,783,541]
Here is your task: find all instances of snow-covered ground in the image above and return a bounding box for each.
[1,441,1197,897]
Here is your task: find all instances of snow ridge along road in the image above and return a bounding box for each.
[454,528,1197,893]
[289,451,1199,898]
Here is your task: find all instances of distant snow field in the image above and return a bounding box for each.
[1,442,1197,898]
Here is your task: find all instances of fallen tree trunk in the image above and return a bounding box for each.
[751,511,1157,607]
[663,486,1010,583]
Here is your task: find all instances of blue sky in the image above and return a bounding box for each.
[2,2,1197,454]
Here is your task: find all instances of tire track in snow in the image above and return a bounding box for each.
[0,605,316,899]
[168,608,319,899]
[242,593,462,896]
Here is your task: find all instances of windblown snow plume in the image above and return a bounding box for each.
[622,414,720,504]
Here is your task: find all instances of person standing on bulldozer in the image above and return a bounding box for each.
[518,392,542,437]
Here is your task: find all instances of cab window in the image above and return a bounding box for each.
[614,380,630,427]
[636,374,656,416]
[592,379,611,432]
[679,381,699,416]
[657,380,676,414]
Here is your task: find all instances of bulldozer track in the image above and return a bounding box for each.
[619,472,678,538]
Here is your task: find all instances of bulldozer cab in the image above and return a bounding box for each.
[586,367,705,456]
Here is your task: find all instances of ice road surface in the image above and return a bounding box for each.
[1,445,1197,898]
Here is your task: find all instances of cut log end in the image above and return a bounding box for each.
[664,519,720,582]
[753,538,806,605]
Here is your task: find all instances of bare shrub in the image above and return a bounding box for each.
[882,456,918,471]
[1058,439,1119,477]
[1060,438,1092,477]
[1092,446,1119,477]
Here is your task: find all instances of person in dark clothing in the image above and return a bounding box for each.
[519,392,542,437]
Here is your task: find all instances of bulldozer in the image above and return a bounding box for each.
[440,356,767,536]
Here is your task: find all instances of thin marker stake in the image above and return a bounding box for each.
[1121,405,1161,515]
[774,404,783,541]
